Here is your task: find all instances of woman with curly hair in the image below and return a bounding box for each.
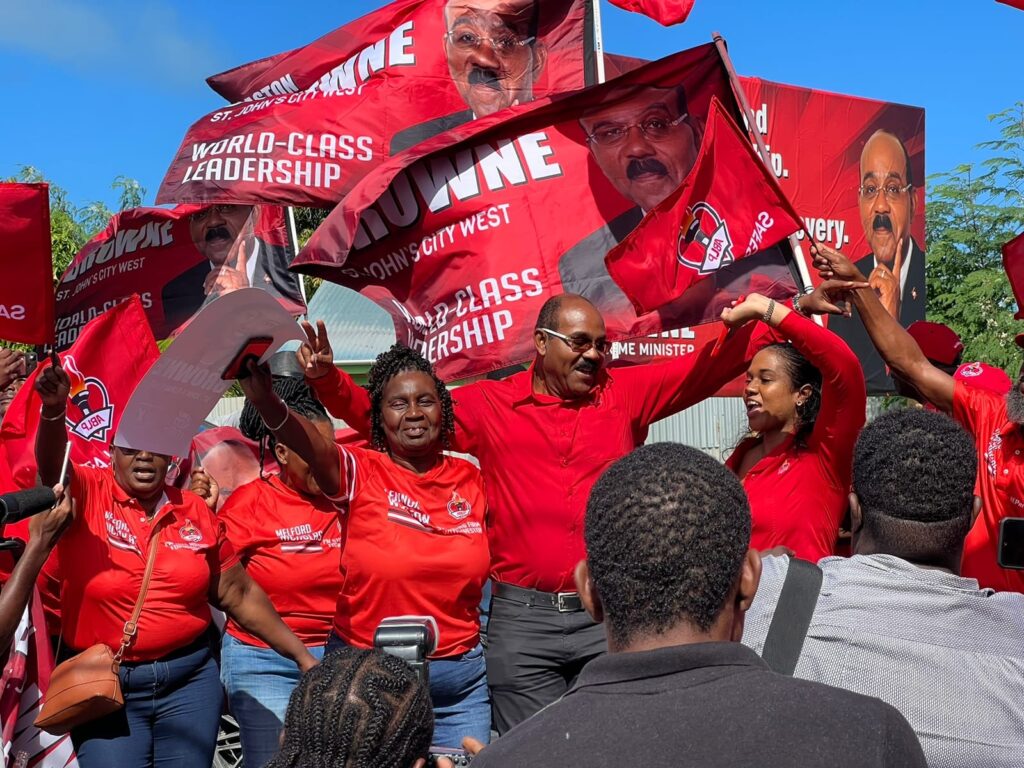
[720,292,866,561]
[238,343,490,750]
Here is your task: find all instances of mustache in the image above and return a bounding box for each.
[468,66,503,90]
[204,225,233,243]
[872,213,893,232]
[627,158,669,180]
[574,359,599,374]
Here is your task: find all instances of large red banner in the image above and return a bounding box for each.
[0,184,54,345]
[157,0,594,207]
[55,205,304,347]
[294,44,799,380]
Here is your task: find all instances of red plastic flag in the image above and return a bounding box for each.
[1001,231,1024,320]
[606,98,804,314]
[0,295,159,489]
[607,0,695,25]
[0,183,54,344]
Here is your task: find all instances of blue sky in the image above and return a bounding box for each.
[1,0,1020,212]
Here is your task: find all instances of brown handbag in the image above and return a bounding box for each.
[35,517,167,735]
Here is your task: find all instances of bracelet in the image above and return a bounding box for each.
[793,292,806,316]
[263,400,290,432]
[762,299,777,325]
[39,408,66,423]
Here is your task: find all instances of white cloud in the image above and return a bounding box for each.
[0,0,224,88]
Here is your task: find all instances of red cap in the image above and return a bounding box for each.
[1015,332,1024,349]
[906,321,964,367]
[954,362,1012,395]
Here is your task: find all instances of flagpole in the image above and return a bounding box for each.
[712,32,817,304]
[593,0,606,83]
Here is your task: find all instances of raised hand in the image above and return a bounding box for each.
[868,238,903,319]
[810,241,867,283]
[800,279,872,317]
[29,484,74,553]
[203,239,252,298]
[238,358,276,407]
[0,348,25,391]
[720,293,772,329]
[190,466,220,510]
[297,320,335,380]
[35,361,70,413]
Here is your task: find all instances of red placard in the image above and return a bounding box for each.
[0,183,54,345]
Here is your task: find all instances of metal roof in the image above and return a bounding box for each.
[305,282,396,363]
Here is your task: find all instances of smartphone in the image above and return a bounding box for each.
[998,517,1024,570]
[427,747,471,767]
[221,337,274,380]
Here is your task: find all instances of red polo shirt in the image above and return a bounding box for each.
[725,313,866,561]
[329,446,488,657]
[312,322,776,592]
[951,382,1024,592]
[60,465,238,661]
[220,475,343,647]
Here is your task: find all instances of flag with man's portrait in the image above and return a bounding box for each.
[292,43,801,381]
[158,0,594,207]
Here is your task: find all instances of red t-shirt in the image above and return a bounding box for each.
[726,313,866,561]
[311,322,777,592]
[952,382,1024,592]
[329,446,488,658]
[60,465,239,661]
[220,475,343,647]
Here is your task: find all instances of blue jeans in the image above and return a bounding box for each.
[71,638,222,768]
[221,633,327,768]
[326,632,490,749]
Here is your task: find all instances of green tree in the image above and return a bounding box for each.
[292,206,333,303]
[926,102,1024,371]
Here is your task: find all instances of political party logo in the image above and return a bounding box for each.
[63,355,115,442]
[959,362,983,378]
[447,490,472,521]
[677,202,735,275]
[179,519,204,544]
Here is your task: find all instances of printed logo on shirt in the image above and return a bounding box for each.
[985,429,1002,478]
[63,355,116,443]
[179,519,203,544]
[959,362,984,378]
[104,511,141,555]
[777,458,791,475]
[276,523,328,554]
[447,490,472,521]
[386,489,432,531]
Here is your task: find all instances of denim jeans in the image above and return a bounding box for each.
[326,632,491,748]
[71,638,222,768]
[221,633,328,768]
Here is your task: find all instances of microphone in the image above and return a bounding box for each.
[0,487,58,524]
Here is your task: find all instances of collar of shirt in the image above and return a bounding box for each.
[998,416,1023,440]
[107,470,175,523]
[818,553,993,595]
[511,361,612,408]
[569,641,767,693]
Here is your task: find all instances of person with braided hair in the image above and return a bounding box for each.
[721,292,867,561]
[237,346,490,751]
[205,376,345,768]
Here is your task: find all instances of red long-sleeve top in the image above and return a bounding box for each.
[726,312,866,561]
[311,322,777,592]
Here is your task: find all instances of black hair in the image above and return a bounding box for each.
[853,408,975,560]
[760,342,822,442]
[267,647,433,768]
[365,344,455,451]
[585,442,750,646]
[239,376,331,479]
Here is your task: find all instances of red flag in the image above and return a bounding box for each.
[1003,231,1024,320]
[0,184,54,345]
[997,0,1024,10]
[0,296,159,489]
[55,205,304,347]
[293,44,799,380]
[606,99,803,314]
[158,0,592,207]
[607,0,695,25]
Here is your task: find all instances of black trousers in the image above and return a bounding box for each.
[485,592,607,734]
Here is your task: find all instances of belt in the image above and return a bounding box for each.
[493,582,583,612]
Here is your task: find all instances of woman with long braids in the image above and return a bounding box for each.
[210,377,344,767]
[238,344,490,750]
[720,292,867,561]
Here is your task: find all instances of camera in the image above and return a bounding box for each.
[373,617,472,766]
[998,517,1024,570]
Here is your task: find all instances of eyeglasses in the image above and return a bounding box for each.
[445,30,535,55]
[586,113,688,147]
[538,328,610,355]
[190,204,240,222]
[858,182,912,201]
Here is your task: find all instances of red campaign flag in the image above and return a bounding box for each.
[0,183,54,345]
[0,295,159,489]
[1002,231,1024,320]
[997,0,1024,10]
[55,205,304,348]
[606,0,695,25]
[606,98,804,314]
[293,43,799,380]
[157,0,593,208]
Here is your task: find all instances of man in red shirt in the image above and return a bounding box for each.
[814,242,1024,592]
[304,293,777,732]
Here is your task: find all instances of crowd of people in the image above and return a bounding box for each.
[1,251,1022,767]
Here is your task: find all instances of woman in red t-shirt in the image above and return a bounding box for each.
[240,345,490,749]
[722,292,866,561]
[216,378,344,768]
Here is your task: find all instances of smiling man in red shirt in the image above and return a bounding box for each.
[304,293,778,733]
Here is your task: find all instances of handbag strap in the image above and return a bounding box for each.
[114,515,169,663]
[760,557,823,676]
